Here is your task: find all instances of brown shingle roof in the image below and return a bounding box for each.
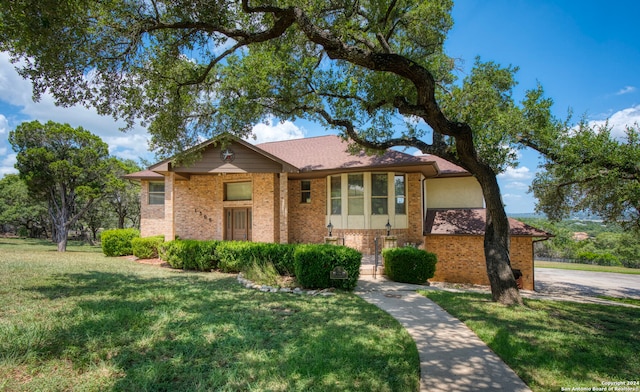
[123,169,164,180]
[424,208,552,237]
[418,154,468,176]
[257,135,460,176]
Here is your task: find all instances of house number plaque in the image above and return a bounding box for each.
[330,266,348,280]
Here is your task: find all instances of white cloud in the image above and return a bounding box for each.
[0,51,154,162]
[504,181,529,190]
[0,151,17,176]
[247,117,305,144]
[0,114,8,134]
[589,104,640,139]
[498,166,532,180]
[502,193,523,199]
[616,86,636,95]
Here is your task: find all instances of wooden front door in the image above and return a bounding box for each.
[225,208,252,241]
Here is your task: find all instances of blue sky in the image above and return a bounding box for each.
[1,1,638,213]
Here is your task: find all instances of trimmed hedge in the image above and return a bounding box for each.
[160,240,220,271]
[157,239,362,291]
[383,247,437,284]
[294,244,362,290]
[101,228,140,257]
[131,236,164,259]
[216,241,297,274]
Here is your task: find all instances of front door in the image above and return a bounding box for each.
[225,208,252,241]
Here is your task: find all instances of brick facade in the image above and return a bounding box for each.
[424,235,534,290]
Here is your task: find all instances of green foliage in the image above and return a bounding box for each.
[383,247,437,284]
[520,217,640,268]
[159,239,219,271]
[101,228,140,256]
[0,174,49,237]
[243,261,281,287]
[294,245,361,290]
[529,123,640,232]
[216,241,297,274]
[8,120,112,251]
[575,251,621,267]
[131,236,164,259]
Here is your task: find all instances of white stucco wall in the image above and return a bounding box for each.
[425,177,484,209]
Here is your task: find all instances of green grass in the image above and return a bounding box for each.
[535,260,640,274]
[0,238,419,391]
[421,290,640,392]
[597,296,640,307]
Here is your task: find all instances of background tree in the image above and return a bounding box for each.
[0,174,50,238]
[107,158,142,229]
[523,122,640,232]
[0,1,560,304]
[9,120,111,251]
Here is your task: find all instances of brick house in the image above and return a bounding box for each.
[126,134,549,289]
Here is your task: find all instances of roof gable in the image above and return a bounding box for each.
[149,135,297,175]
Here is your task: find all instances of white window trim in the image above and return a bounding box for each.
[148,181,165,205]
[327,172,407,230]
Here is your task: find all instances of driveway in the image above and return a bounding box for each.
[535,268,640,299]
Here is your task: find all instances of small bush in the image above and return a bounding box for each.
[294,244,361,290]
[101,228,140,257]
[131,236,164,259]
[160,239,219,271]
[383,247,437,284]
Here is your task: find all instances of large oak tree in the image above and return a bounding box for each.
[0,0,558,303]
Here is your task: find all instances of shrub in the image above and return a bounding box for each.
[160,239,219,271]
[294,244,361,290]
[101,228,140,256]
[576,251,622,267]
[383,247,437,284]
[131,236,164,259]
[215,241,296,273]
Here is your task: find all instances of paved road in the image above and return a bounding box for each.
[535,268,640,299]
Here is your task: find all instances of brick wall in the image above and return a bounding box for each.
[252,173,278,243]
[140,180,166,237]
[288,178,327,244]
[173,174,223,240]
[424,235,534,290]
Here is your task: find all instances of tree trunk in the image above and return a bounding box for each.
[475,166,523,305]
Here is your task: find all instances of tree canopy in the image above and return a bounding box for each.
[522,118,640,233]
[0,0,561,303]
[9,120,112,251]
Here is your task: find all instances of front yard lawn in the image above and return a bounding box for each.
[421,290,640,392]
[0,238,419,391]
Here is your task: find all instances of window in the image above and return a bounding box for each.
[301,180,311,203]
[148,182,165,205]
[225,182,252,201]
[330,176,341,214]
[371,173,388,215]
[348,174,364,215]
[395,175,406,214]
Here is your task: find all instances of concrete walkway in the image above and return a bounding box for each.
[356,276,531,392]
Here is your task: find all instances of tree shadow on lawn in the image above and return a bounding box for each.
[456,295,640,390]
[21,271,419,391]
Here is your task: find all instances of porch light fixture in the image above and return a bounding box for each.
[327,221,334,237]
[385,219,391,236]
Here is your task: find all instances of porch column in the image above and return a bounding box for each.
[164,172,176,241]
[279,172,289,243]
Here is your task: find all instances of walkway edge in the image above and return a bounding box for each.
[356,287,531,392]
